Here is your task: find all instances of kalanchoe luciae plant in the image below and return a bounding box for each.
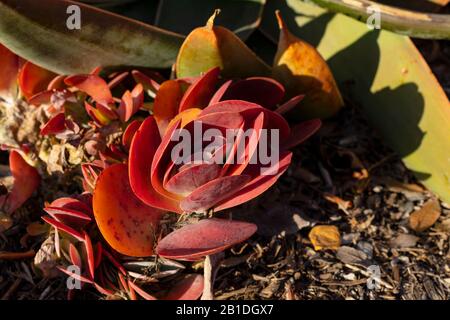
[1,3,327,299]
[39,193,204,300]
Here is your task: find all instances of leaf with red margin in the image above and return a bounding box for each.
[107,71,129,89]
[102,247,126,276]
[281,119,322,150]
[40,113,66,136]
[18,61,56,101]
[165,163,221,196]
[122,120,142,150]
[42,216,84,241]
[65,75,113,105]
[0,43,20,101]
[93,163,163,257]
[129,116,182,213]
[2,151,40,214]
[220,77,285,110]
[180,175,251,213]
[117,84,143,122]
[84,102,111,126]
[50,197,93,217]
[153,80,183,134]
[57,266,93,284]
[215,151,293,211]
[179,67,220,112]
[83,232,95,279]
[163,274,204,300]
[131,70,161,96]
[156,218,257,260]
[127,281,157,300]
[94,282,114,296]
[44,206,91,228]
[275,95,305,115]
[208,80,232,105]
[94,242,102,269]
[69,243,82,268]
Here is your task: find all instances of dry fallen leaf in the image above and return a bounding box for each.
[389,233,420,248]
[324,193,352,214]
[336,246,371,266]
[309,225,341,251]
[409,199,441,232]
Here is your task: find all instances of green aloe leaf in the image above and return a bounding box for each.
[0,0,184,74]
[262,0,450,203]
[308,0,450,39]
[155,0,266,40]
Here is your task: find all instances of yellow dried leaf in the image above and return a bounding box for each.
[324,193,352,214]
[409,199,441,232]
[309,225,341,251]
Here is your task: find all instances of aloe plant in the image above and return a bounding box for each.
[0,0,183,74]
[308,0,450,39]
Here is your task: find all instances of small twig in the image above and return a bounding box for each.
[1,278,22,300]
[0,249,35,260]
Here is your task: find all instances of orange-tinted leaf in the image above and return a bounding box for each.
[65,74,113,105]
[273,12,343,120]
[156,218,257,260]
[18,61,56,101]
[153,80,183,134]
[176,11,270,79]
[93,163,163,257]
[2,151,40,214]
[122,120,142,150]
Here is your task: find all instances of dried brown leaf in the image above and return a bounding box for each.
[309,225,341,251]
[409,199,441,232]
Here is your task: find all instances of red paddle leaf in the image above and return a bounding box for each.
[163,274,204,300]
[2,151,40,214]
[127,281,157,300]
[156,218,257,260]
[19,61,56,100]
[65,74,113,105]
[179,67,220,112]
[40,113,66,136]
[93,163,163,257]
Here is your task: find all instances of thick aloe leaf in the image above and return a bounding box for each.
[155,0,266,41]
[0,0,183,75]
[308,0,450,39]
[262,0,450,203]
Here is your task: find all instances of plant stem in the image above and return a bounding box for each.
[307,0,450,39]
[201,252,224,300]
